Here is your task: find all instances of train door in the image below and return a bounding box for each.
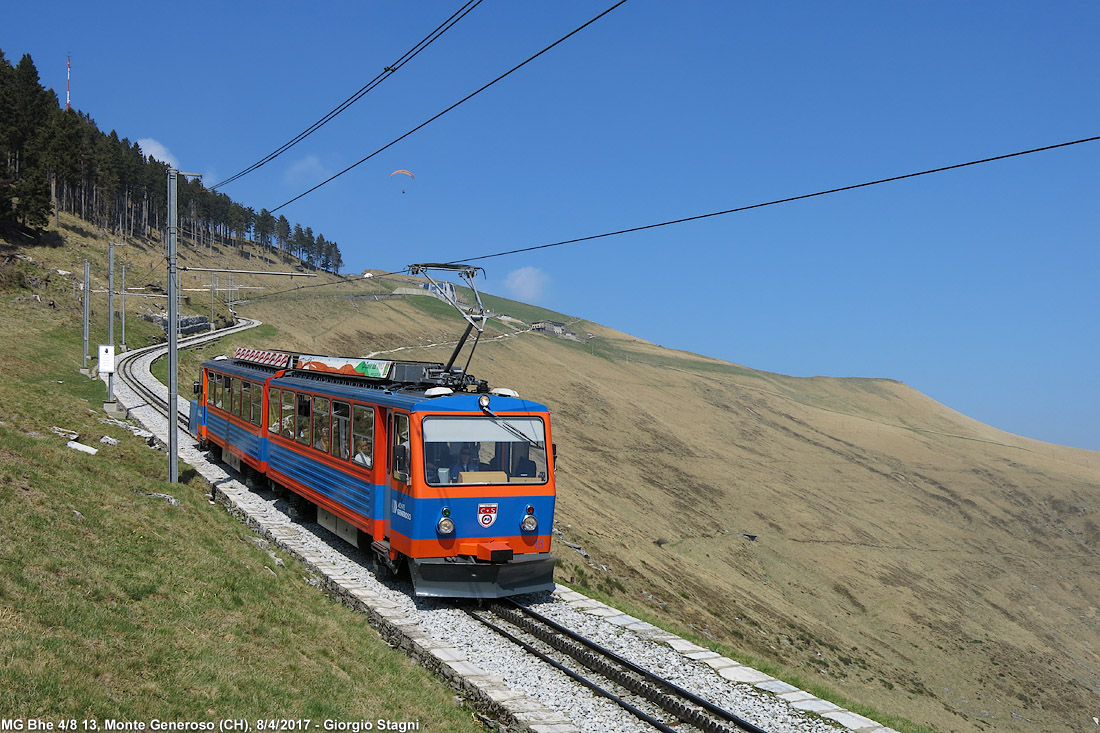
[374,408,410,573]
[389,410,411,518]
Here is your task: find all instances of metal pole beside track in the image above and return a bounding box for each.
[107,243,115,401]
[82,259,89,373]
[167,169,203,484]
[167,170,178,483]
[120,264,127,352]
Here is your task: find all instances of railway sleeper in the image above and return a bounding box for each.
[489,603,738,733]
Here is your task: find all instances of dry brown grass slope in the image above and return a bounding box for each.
[243,292,1099,733]
[11,216,1098,732]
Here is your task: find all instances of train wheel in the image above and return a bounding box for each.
[293,497,317,523]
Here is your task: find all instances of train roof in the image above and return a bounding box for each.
[201,347,549,414]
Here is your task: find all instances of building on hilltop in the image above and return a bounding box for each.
[532,320,583,342]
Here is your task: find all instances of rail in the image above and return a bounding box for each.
[468,599,772,733]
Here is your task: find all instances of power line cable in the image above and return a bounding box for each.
[270,0,631,214]
[245,134,1098,303]
[210,0,483,191]
[448,135,1100,264]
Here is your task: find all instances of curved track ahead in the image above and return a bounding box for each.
[116,318,260,428]
[113,320,801,733]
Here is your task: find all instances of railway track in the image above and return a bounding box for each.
[469,599,772,733]
[115,318,260,428]
[110,319,845,733]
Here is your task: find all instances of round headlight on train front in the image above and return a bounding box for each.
[478,394,491,411]
[437,517,455,535]
[521,514,538,532]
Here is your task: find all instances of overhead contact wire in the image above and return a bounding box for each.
[449,135,1100,263]
[211,0,483,190]
[270,0,631,213]
[245,134,1097,303]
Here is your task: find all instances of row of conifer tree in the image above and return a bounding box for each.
[0,49,343,274]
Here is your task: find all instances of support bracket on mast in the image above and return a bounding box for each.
[407,263,487,373]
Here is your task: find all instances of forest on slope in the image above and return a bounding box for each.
[0,49,343,272]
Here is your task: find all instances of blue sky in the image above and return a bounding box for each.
[4,1,1098,451]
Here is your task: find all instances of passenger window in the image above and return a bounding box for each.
[206,371,216,407]
[240,381,251,421]
[312,396,330,453]
[391,413,410,481]
[220,376,230,411]
[268,388,281,433]
[332,401,351,460]
[281,390,295,440]
[232,378,242,417]
[296,392,311,446]
[351,405,374,468]
[251,383,263,427]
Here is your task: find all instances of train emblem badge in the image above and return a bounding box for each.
[478,503,498,528]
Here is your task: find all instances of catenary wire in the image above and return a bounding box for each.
[210,0,482,191]
[447,135,1100,264]
[269,0,631,214]
[243,134,1099,303]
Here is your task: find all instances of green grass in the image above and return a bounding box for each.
[0,258,483,728]
[457,286,575,326]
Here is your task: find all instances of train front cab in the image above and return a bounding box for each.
[386,398,557,598]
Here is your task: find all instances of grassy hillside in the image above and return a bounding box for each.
[0,223,482,728]
[5,215,1100,732]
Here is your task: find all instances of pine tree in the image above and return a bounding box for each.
[12,166,50,230]
[303,226,316,266]
[276,215,291,252]
[316,233,329,270]
[0,50,14,220]
[255,208,275,247]
[331,243,344,275]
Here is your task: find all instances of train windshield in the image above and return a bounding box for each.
[422,416,548,486]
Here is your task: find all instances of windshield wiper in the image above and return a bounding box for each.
[480,408,542,449]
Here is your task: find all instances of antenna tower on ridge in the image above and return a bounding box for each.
[65,54,71,111]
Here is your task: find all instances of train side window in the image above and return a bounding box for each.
[312,396,330,453]
[206,372,216,407]
[281,389,295,440]
[251,382,263,427]
[240,381,251,421]
[296,392,311,446]
[220,375,230,410]
[351,405,374,468]
[268,388,281,433]
[391,413,410,481]
[331,401,351,460]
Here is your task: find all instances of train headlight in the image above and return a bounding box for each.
[521,514,538,532]
[437,516,455,535]
[478,394,491,411]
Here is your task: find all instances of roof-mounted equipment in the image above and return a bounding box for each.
[408,263,487,377]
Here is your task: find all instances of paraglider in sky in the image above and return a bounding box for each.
[391,169,414,193]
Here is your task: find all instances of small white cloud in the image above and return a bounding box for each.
[285,155,325,184]
[137,138,179,168]
[503,266,548,303]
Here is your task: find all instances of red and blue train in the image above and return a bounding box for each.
[189,346,556,598]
